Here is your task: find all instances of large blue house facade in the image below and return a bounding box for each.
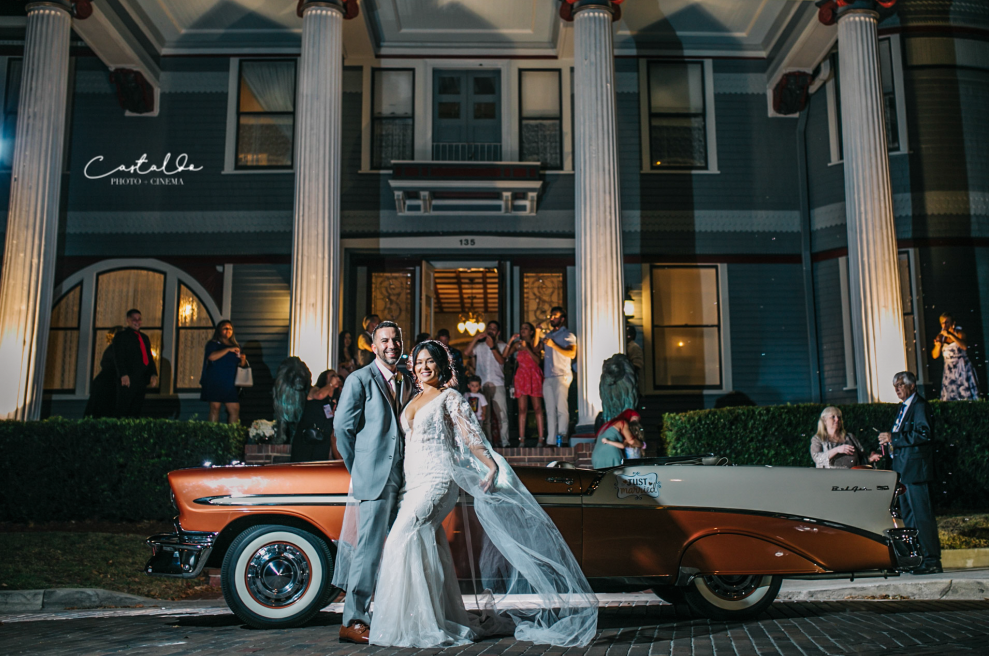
[0,0,986,429]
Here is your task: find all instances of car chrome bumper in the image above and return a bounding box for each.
[885,528,924,571]
[145,530,218,578]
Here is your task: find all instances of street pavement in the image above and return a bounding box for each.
[4,593,989,655]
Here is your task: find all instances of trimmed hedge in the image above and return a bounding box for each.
[663,401,989,510]
[0,418,246,522]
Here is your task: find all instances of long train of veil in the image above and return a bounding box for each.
[333,389,597,647]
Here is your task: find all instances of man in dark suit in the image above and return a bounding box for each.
[112,308,158,417]
[333,320,412,644]
[879,370,942,574]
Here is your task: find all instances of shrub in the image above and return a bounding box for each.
[0,418,247,522]
[663,400,989,510]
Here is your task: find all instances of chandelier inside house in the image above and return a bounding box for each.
[457,274,483,336]
[457,310,484,336]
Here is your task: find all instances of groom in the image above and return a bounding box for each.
[333,320,412,644]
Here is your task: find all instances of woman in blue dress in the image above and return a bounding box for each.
[591,409,642,469]
[201,320,248,423]
[933,312,980,401]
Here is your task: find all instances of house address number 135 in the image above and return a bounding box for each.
[459,239,476,246]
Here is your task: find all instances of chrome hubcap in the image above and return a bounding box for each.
[701,575,764,601]
[246,542,311,607]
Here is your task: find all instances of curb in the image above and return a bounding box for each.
[0,588,159,613]
[780,577,989,602]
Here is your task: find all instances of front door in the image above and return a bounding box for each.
[433,70,501,161]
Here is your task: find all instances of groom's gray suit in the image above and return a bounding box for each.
[334,358,412,627]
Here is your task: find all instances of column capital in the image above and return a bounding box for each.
[560,0,623,23]
[296,0,359,20]
[816,0,896,27]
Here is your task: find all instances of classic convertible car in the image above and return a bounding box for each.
[146,456,923,629]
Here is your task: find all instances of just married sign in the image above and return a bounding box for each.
[614,471,661,500]
[83,153,203,185]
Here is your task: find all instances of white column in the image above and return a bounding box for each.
[0,1,72,420]
[837,7,906,403]
[289,1,344,374]
[573,1,625,427]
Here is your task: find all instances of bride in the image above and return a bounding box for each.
[338,339,597,648]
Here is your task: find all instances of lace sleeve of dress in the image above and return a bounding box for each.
[445,389,491,455]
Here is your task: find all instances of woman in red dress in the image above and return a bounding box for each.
[503,322,546,445]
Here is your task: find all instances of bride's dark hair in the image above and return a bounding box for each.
[409,340,457,391]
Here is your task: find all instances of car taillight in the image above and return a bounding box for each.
[890,482,906,518]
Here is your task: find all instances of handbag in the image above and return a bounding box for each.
[302,425,325,444]
[235,364,254,387]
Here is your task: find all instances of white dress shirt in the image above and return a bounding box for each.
[374,357,398,399]
[893,392,917,432]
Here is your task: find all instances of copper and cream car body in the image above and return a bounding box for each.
[146,457,923,628]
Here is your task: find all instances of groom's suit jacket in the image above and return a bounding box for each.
[334,359,413,501]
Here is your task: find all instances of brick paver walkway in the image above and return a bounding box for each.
[4,599,989,655]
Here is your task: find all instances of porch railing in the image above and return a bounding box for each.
[432,142,502,162]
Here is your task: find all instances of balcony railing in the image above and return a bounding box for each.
[432,142,502,162]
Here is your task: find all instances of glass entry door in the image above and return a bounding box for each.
[433,70,501,161]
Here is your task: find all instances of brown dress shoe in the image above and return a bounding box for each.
[339,620,370,644]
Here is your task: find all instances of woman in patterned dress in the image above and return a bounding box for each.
[932,312,980,400]
[503,322,545,445]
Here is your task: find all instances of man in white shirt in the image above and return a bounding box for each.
[464,320,509,446]
[537,307,577,445]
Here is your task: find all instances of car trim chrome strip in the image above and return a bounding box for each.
[195,492,585,507]
[194,494,352,506]
[582,504,889,544]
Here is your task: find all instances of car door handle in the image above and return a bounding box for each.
[546,477,574,485]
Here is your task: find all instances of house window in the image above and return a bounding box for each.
[371,270,414,351]
[236,60,296,168]
[646,61,707,170]
[93,270,165,389]
[519,70,562,170]
[828,37,905,163]
[432,70,501,162]
[44,260,222,398]
[1,58,22,169]
[521,271,566,331]
[44,285,80,392]
[650,265,722,389]
[878,38,899,152]
[372,68,414,169]
[175,285,214,391]
[838,250,925,389]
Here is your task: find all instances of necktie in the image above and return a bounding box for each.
[893,403,906,431]
[137,332,149,366]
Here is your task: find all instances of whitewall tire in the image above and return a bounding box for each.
[682,574,782,621]
[221,524,339,629]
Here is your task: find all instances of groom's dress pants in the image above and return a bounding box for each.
[342,460,403,626]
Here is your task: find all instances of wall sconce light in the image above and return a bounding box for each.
[623,289,634,318]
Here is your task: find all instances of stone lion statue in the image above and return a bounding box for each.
[272,356,311,444]
[599,353,638,423]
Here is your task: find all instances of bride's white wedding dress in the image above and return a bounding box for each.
[365,388,597,648]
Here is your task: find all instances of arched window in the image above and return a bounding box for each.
[176,285,214,391]
[44,260,221,397]
[44,285,81,392]
[93,269,165,389]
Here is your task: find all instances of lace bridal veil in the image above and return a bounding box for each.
[333,390,598,647]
